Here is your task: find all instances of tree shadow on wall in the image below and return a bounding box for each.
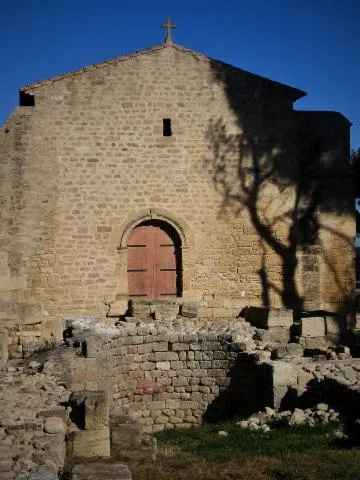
[206,59,354,316]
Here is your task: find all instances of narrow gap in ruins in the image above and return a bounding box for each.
[69,401,86,430]
[163,118,172,136]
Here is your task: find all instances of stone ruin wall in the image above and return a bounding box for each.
[4,314,360,478]
[68,312,360,434]
[73,317,270,434]
[2,301,357,434]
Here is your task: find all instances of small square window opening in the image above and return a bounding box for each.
[163,118,172,136]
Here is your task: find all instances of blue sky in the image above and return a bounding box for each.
[1,0,359,148]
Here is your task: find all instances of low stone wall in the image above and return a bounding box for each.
[72,317,277,433]
[66,317,360,435]
[4,315,360,479]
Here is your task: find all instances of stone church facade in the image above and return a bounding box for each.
[0,36,355,353]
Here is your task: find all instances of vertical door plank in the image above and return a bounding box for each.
[154,226,177,297]
[127,225,153,298]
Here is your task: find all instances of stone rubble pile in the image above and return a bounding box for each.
[0,361,70,480]
[236,403,340,432]
[2,312,360,479]
[299,359,360,386]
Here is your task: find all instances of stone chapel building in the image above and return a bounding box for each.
[0,23,355,353]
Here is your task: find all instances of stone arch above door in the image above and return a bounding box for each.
[111,209,194,299]
[116,208,193,250]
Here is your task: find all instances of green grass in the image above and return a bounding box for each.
[156,421,340,461]
[121,421,360,480]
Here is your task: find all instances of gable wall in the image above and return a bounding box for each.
[0,46,354,345]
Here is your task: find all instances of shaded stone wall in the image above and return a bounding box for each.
[296,111,355,313]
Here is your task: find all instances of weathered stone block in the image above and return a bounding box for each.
[165,399,181,409]
[0,329,8,369]
[272,361,297,387]
[212,308,232,319]
[272,386,289,409]
[151,301,179,320]
[70,429,110,458]
[156,361,170,370]
[172,342,189,351]
[96,355,113,379]
[110,415,143,452]
[298,336,338,349]
[138,343,154,354]
[29,464,58,480]
[172,377,189,387]
[97,377,114,404]
[152,342,168,352]
[245,307,293,329]
[17,303,42,325]
[44,417,66,434]
[147,401,165,410]
[153,352,179,361]
[171,361,183,370]
[73,358,98,385]
[325,315,347,335]
[37,408,67,420]
[69,390,109,430]
[180,302,198,318]
[41,316,64,341]
[0,301,17,320]
[132,301,151,316]
[107,299,129,317]
[301,317,326,337]
[0,276,25,291]
[297,370,315,387]
[271,343,303,360]
[271,327,291,344]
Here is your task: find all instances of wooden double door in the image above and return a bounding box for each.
[127,221,182,299]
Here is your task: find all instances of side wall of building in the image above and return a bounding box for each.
[296,111,354,314]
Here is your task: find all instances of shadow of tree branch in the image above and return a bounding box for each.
[205,59,354,314]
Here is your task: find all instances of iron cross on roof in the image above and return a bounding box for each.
[161,17,176,44]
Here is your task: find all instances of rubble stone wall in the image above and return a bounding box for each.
[74,319,360,434]
[74,318,275,433]
[270,356,360,411]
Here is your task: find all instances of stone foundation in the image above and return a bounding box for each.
[3,314,360,478]
[71,316,266,433]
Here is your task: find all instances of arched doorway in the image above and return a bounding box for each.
[127,220,182,299]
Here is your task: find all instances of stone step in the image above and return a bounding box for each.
[71,463,132,480]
